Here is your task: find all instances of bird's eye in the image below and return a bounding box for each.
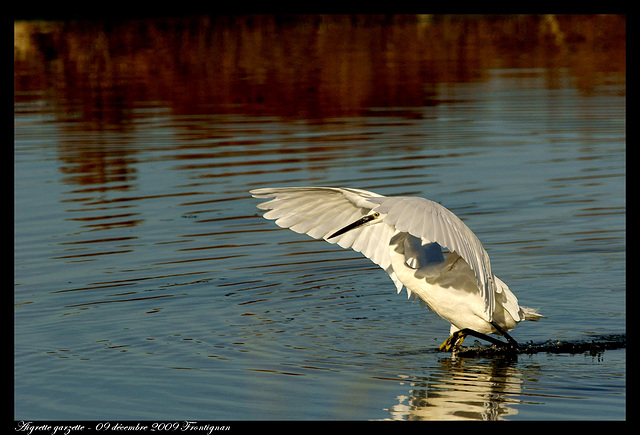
[372,212,380,218]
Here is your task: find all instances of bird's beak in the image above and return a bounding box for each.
[328,212,379,239]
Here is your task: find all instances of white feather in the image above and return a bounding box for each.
[251,187,541,336]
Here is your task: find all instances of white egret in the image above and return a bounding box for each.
[250,187,542,351]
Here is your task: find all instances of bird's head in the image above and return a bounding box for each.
[327,211,381,239]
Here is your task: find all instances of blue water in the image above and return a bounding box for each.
[15,18,625,421]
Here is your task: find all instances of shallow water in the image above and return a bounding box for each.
[15,15,625,420]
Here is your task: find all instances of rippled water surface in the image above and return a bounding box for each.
[15,15,625,420]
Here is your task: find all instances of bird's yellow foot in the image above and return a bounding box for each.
[438,330,467,352]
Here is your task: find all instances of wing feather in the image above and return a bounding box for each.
[251,187,495,318]
[251,187,403,291]
[368,196,495,319]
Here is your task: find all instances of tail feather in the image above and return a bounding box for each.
[521,306,544,321]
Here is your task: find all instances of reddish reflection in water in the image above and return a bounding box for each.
[15,14,625,124]
[14,14,626,219]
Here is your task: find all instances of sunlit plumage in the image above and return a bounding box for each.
[250,187,542,351]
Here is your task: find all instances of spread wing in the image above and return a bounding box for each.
[250,187,495,319]
[250,187,403,291]
[368,195,495,318]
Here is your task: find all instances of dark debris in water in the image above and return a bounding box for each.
[454,334,626,358]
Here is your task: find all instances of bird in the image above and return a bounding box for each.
[250,187,543,351]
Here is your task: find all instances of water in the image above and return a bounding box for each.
[15,15,625,421]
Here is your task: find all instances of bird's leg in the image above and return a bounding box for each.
[438,326,518,352]
[490,321,519,349]
[438,330,468,351]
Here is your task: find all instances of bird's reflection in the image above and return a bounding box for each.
[387,355,524,420]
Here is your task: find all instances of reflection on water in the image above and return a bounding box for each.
[386,346,626,421]
[388,357,525,420]
[15,15,624,122]
[15,15,625,420]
